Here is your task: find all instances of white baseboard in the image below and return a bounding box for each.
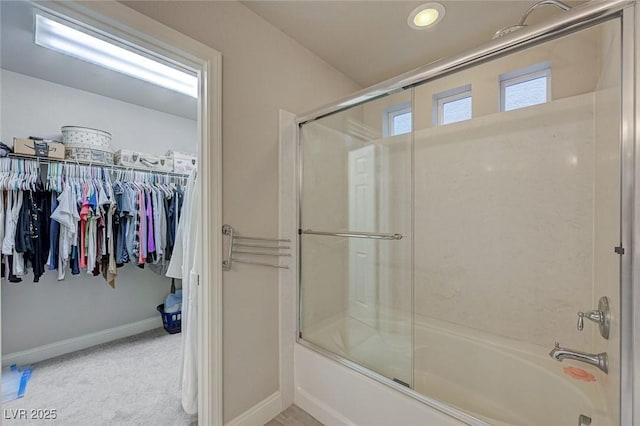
[225,391,283,426]
[2,316,163,367]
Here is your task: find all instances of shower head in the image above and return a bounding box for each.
[493,24,528,39]
[492,0,572,39]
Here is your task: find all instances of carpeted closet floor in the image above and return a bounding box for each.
[3,328,195,426]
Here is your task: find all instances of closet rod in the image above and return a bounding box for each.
[7,154,191,178]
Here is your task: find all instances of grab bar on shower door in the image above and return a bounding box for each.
[300,229,403,240]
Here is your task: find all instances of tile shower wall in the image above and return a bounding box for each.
[413,93,595,349]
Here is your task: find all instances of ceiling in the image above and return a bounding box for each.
[1,1,586,115]
[0,1,197,120]
[242,0,585,87]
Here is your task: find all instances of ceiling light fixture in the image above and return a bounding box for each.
[34,13,198,98]
[408,2,445,30]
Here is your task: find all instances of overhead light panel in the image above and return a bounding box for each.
[408,3,445,30]
[34,13,198,98]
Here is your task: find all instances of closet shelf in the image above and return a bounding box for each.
[7,153,191,178]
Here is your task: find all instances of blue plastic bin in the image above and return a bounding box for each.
[157,304,181,334]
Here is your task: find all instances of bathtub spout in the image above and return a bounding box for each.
[549,342,608,374]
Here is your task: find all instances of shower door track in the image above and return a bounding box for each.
[296,0,638,424]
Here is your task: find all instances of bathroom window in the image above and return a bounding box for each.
[383,102,412,136]
[500,62,551,112]
[433,84,472,126]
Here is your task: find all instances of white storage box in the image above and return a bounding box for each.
[61,126,112,150]
[115,150,173,172]
[166,150,197,173]
[65,146,114,165]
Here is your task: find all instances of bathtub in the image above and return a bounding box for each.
[301,315,611,425]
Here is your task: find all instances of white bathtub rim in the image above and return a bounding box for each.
[297,337,491,426]
[301,313,610,425]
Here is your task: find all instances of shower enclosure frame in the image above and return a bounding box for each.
[295,0,639,424]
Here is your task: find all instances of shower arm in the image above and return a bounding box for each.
[518,0,572,26]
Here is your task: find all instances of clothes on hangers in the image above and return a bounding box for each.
[0,159,187,286]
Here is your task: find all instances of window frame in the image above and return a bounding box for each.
[432,84,472,126]
[499,61,552,112]
[383,101,412,137]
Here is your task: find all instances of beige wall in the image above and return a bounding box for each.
[121,1,360,421]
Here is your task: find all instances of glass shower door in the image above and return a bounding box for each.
[299,90,413,386]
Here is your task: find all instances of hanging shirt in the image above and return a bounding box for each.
[11,191,25,277]
[118,186,133,264]
[146,190,155,263]
[16,191,51,282]
[51,184,80,281]
[2,190,16,256]
[0,191,5,259]
[86,212,98,274]
[166,170,199,415]
[79,190,89,269]
[138,189,147,265]
[48,192,59,270]
[129,187,141,262]
[106,189,117,287]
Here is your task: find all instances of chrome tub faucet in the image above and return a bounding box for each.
[549,342,608,374]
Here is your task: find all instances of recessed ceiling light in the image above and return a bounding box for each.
[408,2,445,30]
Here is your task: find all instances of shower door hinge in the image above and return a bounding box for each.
[615,246,625,255]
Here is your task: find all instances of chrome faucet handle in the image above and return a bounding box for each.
[577,312,584,331]
[578,310,603,330]
[576,297,611,339]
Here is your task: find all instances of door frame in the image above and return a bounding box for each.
[14,2,224,424]
[622,5,637,425]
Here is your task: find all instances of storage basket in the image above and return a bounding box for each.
[61,126,112,150]
[157,304,181,334]
[114,150,173,172]
[65,146,114,165]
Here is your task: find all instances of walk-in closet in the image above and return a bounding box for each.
[0,2,200,424]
